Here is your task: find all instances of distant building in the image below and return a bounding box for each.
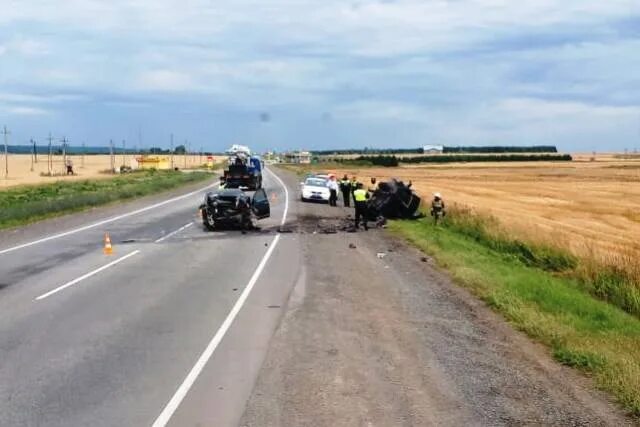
[423,144,444,154]
[284,151,312,164]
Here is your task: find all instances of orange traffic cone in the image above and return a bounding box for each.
[103,232,114,255]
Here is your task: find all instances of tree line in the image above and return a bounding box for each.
[314,145,558,155]
[347,153,572,166]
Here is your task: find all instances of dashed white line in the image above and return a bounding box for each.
[151,166,289,427]
[0,182,217,256]
[155,222,194,243]
[35,250,141,301]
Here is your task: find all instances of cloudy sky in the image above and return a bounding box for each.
[1,0,639,152]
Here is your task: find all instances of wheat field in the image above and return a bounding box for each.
[329,157,640,259]
[0,154,223,189]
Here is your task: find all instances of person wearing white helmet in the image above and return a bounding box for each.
[431,192,446,224]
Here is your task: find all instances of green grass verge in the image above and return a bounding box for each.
[0,170,213,229]
[389,216,640,417]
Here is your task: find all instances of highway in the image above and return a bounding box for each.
[0,168,300,426]
[0,167,631,426]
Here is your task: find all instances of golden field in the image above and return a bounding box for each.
[328,158,640,259]
[0,154,224,189]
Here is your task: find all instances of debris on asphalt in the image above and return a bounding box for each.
[377,253,386,259]
[420,257,428,262]
[349,243,357,249]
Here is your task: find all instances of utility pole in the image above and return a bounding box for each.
[184,140,188,169]
[61,136,69,174]
[170,133,174,169]
[30,139,35,172]
[47,133,53,176]
[2,126,10,179]
[188,141,191,167]
[81,141,86,168]
[33,138,38,164]
[109,139,115,173]
[122,139,126,167]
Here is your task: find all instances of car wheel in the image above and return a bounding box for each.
[203,208,216,231]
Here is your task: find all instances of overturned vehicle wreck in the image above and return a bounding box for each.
[199,188,270,231]
[367,179,422,220]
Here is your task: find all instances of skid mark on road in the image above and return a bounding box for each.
[155,222,194,243]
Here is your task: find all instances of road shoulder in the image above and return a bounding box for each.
[240,184,631,426]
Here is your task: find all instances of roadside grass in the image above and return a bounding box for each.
[389,210,640,416]
[0,170,213,229]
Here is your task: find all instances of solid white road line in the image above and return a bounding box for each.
[151,166,289,427]
[151,234,281,427]
[0,182,217,256]
[155,222,194,243]
[35,250,141,301]
[264,166,289,226]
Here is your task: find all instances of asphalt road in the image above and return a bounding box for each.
[0,167,301,426]
[0,167,632,427]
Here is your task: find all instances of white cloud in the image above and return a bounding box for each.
[136,70,197,92]
[498,98,640,119]
[334,100,431,123]
[4,106,50,116]
[0,0,639,150]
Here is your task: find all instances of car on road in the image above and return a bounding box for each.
[300,176,330,202]
[200,188,270,230]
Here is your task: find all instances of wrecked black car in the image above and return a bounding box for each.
[367,179,421,220]
[199,188,270,231]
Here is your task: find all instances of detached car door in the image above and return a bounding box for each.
[251,188,271,219]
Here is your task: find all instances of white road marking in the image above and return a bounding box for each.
[0,182,217,256]
[155,222,194,243]
[151,166,289,427]
[35,250,141,301]
[264,166,289,226]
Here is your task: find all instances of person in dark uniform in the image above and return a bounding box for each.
[339,175,351,207]
[236,195,253,233]
[353,183,369,231]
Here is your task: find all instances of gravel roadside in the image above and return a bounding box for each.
[240,169,633,426]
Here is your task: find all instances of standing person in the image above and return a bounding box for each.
[431,192,446,224]
[327,175,339,207]
[353,183,369,231]
[350,176,358,205]
[369,177,377,192]
[339,174,351,207]
[65,159,74,175]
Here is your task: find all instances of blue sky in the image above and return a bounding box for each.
[1,0,639,152]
